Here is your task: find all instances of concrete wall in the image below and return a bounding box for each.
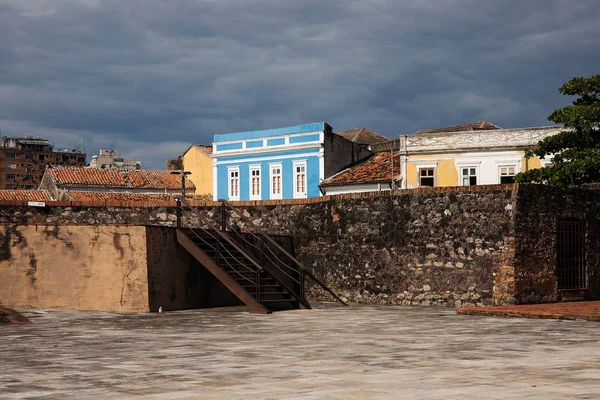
[0,224,240,312]
[323,132,372,179]
[0,225,150,311]
[145,227,240,311]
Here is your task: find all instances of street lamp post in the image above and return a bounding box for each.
[170,170,191,197]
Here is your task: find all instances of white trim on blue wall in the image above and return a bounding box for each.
[318,153,325,183]
[227,166,240,201]
[211,130,323,155]
[249,164,261,200]
[215,150,323,166]
[212,158,218,200]
[269,162,283,200]
[292,160,307,199]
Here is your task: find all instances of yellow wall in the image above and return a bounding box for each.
[182,147,213,195]
[405,151,546,188]
[436,159,459,187]
[406,162,417,187]
[522,156,541,172]
[406,157,458,187]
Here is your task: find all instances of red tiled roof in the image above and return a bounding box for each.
[181,144,213,158]
[194,145,213,155]
[336,128,391,145]
[47,167,195,190]
[49,167,127,186]
[128,170,195,189]
[415,121,501,135]
[0,190,52,202]
[67,192,197,202]
[66,192,210,203]
[320,151,401,186]
[67,192,177,202]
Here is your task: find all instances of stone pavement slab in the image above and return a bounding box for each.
[458,301,600,321]
[1,304,599,399]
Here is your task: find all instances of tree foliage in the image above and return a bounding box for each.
[515,75,600,186]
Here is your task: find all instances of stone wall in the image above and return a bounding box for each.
[224,186,517,307]
[1,184,597,309]
[514,184,600,303]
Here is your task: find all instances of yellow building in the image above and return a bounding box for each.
[179,145,213,196]
[322,122,563,195]
[398,123,561,189]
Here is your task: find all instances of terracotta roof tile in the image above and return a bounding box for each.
[415,121,501,135]
[336,128,391,145]
[194,145,213,155]
[47,167,195,190]
[128,170,195,189]
[321,151,401,186]
[49,167,127,186]
[0,190,52,202]
[67,192,176,202]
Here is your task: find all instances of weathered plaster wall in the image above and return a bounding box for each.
[0,225,149,311]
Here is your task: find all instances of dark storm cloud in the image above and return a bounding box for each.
[1,0,599,168]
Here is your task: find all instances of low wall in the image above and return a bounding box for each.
[225,186,517,307]
[1,184,597,309]
[0,225,150,311]
[0,225,239,312]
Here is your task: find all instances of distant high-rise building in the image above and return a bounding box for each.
[0,135,86,190]
[90,149,141,170]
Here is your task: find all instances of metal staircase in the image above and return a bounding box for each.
[175,198,346,313]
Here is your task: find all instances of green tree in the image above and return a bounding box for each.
[515,75,600,186]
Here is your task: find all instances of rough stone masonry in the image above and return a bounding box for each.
[0,183,599,310]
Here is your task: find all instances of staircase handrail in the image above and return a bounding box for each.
[219,199,348,306]
[178,197,310,308]
[177,197,264,274]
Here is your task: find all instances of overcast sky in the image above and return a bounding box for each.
[1,0,599,169]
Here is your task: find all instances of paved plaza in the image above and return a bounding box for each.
[1,304,599,399]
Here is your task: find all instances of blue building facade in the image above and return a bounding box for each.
[212,122,371,201]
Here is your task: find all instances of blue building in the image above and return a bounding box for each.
[212,122,372,201]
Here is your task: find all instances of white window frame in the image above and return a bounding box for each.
[293,160,307,199]
[498,165,517,184]
[417,166,436,187]
[458,165,479,187]
[227,167,240,201]
[269,163,283,200]
[249,165,261,200]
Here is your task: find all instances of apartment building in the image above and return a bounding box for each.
[0,135,86,190]
[89,149,141,170]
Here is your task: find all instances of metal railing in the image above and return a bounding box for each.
[219,199,348,306]
[176,198,261,286]
[176,198,309,307]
